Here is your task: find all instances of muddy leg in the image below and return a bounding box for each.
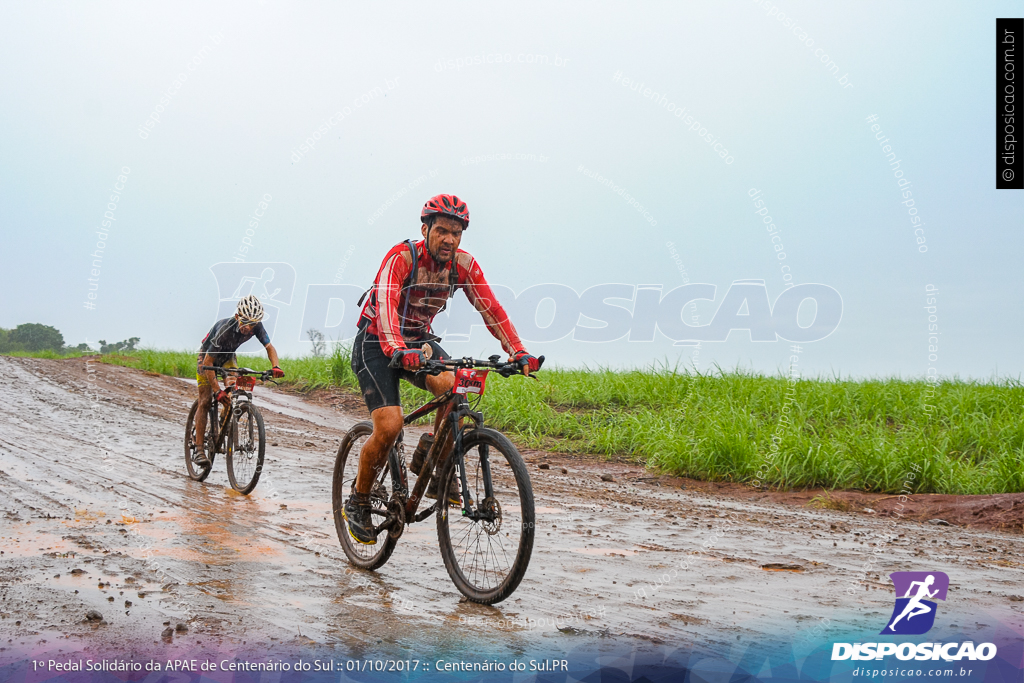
[356,406,403,495]
[195,384,212,454]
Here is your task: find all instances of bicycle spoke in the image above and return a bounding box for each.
[335,427,395,562]
[225,403,264,493]
[443,437,528,595]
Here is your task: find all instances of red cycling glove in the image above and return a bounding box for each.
[272,366,285,378]
[396,349,425,370]
[215,389,231,404]
[513,351,541,374]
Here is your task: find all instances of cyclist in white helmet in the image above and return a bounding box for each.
[193,295,284,466]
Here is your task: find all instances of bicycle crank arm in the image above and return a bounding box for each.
[374,516,398,534]
[413,502,437,523]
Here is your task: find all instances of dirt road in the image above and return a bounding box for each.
[1,356,1021,663]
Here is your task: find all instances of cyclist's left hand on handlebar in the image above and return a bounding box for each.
[512,350,542,376]
[393,349,425,370]
[271,366,285,378]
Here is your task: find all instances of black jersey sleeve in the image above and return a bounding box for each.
[253,321,270,346]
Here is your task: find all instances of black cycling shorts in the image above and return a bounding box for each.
[351,327,448,414]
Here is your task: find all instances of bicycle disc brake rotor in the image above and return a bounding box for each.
[239,431,256,456]
[480,497,502,535]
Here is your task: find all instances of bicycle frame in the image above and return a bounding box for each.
[397,389,492,524]
[206,401,234,454]
[365,353,543,537]
[199,366,270,455]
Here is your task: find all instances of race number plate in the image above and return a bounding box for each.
[454,368,489,396]
[235,376,256,390]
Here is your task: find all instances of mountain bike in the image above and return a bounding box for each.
[185,366,275,494]
[331,353,543,604]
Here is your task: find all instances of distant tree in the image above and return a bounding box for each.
[10,323,64,352]
[99,337,140,354]
[307,328,326,357]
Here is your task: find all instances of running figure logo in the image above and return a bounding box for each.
[209,262,296,348]
[881,571,949,635]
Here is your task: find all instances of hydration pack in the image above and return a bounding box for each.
[356,239,459,337]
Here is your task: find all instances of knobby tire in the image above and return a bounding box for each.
[184,400,215,482]
[436,427,535,604]
[227,402,266,494]
[332,421,399,570]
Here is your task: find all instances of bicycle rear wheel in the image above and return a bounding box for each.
[184,400,215,482]
[436,427,535,604]
[227,402,265,494]
[331,421,399,570]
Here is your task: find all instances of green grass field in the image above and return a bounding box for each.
[9,348,1021,496]
[1,349,98,359]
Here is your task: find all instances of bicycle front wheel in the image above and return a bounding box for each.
[227,402,265,494]
[436,427,535,604]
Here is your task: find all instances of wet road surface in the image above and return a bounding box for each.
[1,356,1022,662]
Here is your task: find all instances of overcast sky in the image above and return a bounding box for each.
[1,1,1020,379]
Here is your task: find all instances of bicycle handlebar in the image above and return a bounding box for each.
[388,353,545,378]
[198,366,276,382]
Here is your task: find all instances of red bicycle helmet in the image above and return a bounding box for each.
[421,194,470,228]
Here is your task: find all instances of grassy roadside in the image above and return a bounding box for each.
[1,349,99,359]
[18,348,1023,496]
[93,349,353,390]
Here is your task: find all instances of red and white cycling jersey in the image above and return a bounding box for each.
[358,240,525,358]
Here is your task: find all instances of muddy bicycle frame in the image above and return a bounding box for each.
[198,366,272,454]
[381,355,539,531]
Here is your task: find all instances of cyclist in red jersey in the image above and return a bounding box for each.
[344,193,541,545]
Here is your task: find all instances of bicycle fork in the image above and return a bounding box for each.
[449,402,495,521]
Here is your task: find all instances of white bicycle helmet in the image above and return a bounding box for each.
[236,295,264,323]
